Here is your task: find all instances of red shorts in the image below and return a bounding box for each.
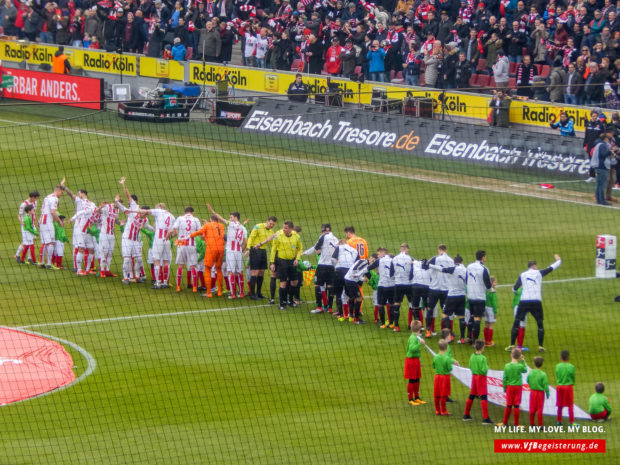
[434,374,451,397]
[505,385,522,407]
[470,374,488,396]
[530,390,545,414]
[556,385,574,407]
[404,357,421,379]
[591,409,609,420]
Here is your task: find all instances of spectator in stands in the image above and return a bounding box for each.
[405,42,422,86]
[305,33,323,74]
[506,20,527,63]
[255,28,269,68]
[339,38,357,79]
[585,62,606,105]
[462,28,480,75]
[550,112,576,136]
[219,22,235,65]
[325,37,343,76]
[171,37,186,60]
[367,39,386,82]
[0,0,17,37]
[287,73,309,103]
[84,9,102,46]
[198,20,221,63]
[489,89,511,128]
[55,9,70,45]
[516,55,538,98]
[22,6,41,43]
[493,50,510,89]
[548,57,567,103]
[484,32,503,75]
[443,42,459,89]
[424,42,442,88]
[565,63,584,105]
[530,20,549,64]
[455,52,472,89]
[147,23,165,57]
[122,12,140,52]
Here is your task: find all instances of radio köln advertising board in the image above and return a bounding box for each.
[241,100,589,178]
[2,68,103,110]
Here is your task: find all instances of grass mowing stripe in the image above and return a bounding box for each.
[0,117,614,210]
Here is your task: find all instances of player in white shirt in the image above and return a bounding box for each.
[425,244,454,337]
[98,200,120,278]
[15,190,40,262]
[302,223,339,314]
[115,178,146,284]
[376,248,395,327]
[38,181,66,269]
[389,244,415,332]
[141,204,175,289]
[208,204,248,299]
[429,254,467,343]
[411,258,430,328]
[168,206,202,292]
[332,238,358,320]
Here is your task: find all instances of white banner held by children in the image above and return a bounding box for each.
[424,344,590,419]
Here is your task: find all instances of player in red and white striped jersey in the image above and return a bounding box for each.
[38,180,66,269]
[168,206,201,292]
[62,186,91,272]
[141,204,175,289]
[207,204,248,299]
[70,197,97,275]
[98,201,120,278]
[15,190,40,262]
[115,178,147,284]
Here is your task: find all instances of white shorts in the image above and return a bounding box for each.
[484,306,497,324]
[147,248,153,264]
[196,262,205,272]
[39,225,54,244]
[176,245,197,266]
[72,226,81,246]
[151,239,172,262]
[99,234,115,254]
[22,230,36,246]
[94,241,102,259]
[372,289,378,306]
[122,238,143,258]
[54,240,65,256]
[73,231,94,249]
[226,250,244,274]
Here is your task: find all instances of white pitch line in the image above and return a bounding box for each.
[15,277,600,330]
[0,118,616,210]
[17,303,272,330]
[0,326,96,405]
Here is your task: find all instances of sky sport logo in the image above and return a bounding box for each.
[243,110,420,150]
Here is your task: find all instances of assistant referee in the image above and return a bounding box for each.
[270,221,303,310]
[247,216,277,300]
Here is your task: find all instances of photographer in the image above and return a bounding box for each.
[489,89,510,128]
[287,74,309,103]
[591,128,618,206]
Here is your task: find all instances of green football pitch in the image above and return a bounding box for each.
[0,103,617,464]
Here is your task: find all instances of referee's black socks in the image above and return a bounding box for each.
[256,275,264,295]
[249,276,256,296]
[270,277,277,300]
[279,287,287,305]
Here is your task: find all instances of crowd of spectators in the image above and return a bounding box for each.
[3,0,620,107]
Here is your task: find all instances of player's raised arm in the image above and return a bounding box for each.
[206,203,227,224]
[119,177,133,204]
[540,254,562,277]
[115,194,129,213]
